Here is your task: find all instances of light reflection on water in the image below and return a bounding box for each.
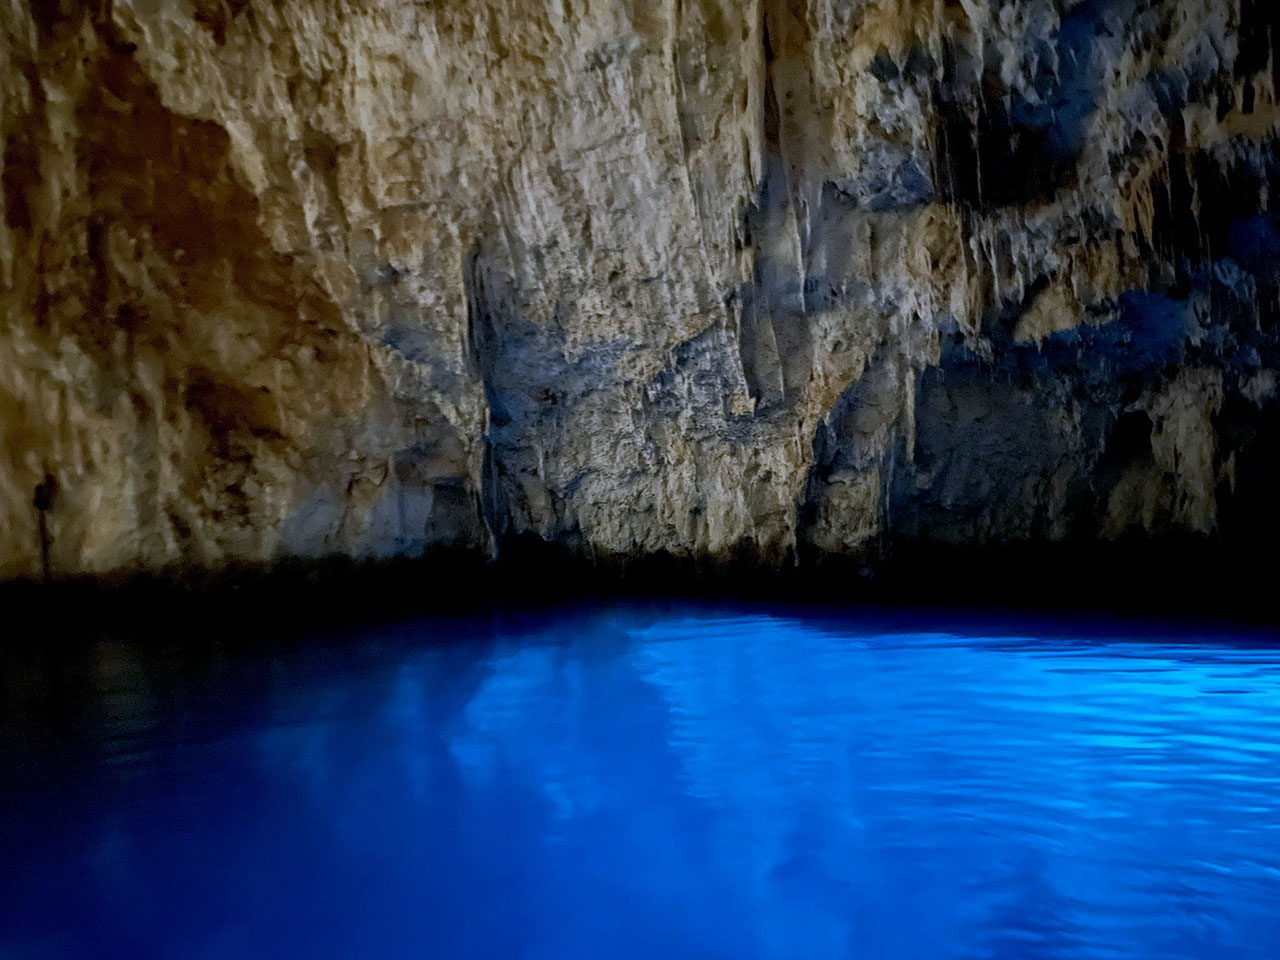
[2,604,1280,959]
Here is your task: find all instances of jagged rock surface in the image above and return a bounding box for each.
[2,0,1279,580]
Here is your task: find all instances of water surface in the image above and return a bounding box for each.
[3,604,1280,958]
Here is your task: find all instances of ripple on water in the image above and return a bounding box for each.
[1,604,1279,959]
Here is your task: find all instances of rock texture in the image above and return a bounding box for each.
[2,0,1279,580]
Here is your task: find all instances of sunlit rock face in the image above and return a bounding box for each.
[2,0,1279,579]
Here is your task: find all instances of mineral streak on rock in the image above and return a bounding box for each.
[2,0,1279,580]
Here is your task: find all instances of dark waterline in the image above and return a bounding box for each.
[3,602,1280,959]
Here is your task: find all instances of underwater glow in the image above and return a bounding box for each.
[3,605,1280,958]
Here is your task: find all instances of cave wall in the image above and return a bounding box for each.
[1,0,1278,579]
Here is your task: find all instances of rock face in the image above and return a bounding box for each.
[2,0,1279,580]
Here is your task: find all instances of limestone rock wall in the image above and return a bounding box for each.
[2,0,1278,580]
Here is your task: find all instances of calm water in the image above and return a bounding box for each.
[3,603,1280,959]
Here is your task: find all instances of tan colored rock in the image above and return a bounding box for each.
[1013,281,1088,345]
[2,0,1278,580]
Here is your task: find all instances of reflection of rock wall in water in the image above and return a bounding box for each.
[2,0,1279,579]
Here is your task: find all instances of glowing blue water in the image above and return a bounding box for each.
[3,604,1280,959]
